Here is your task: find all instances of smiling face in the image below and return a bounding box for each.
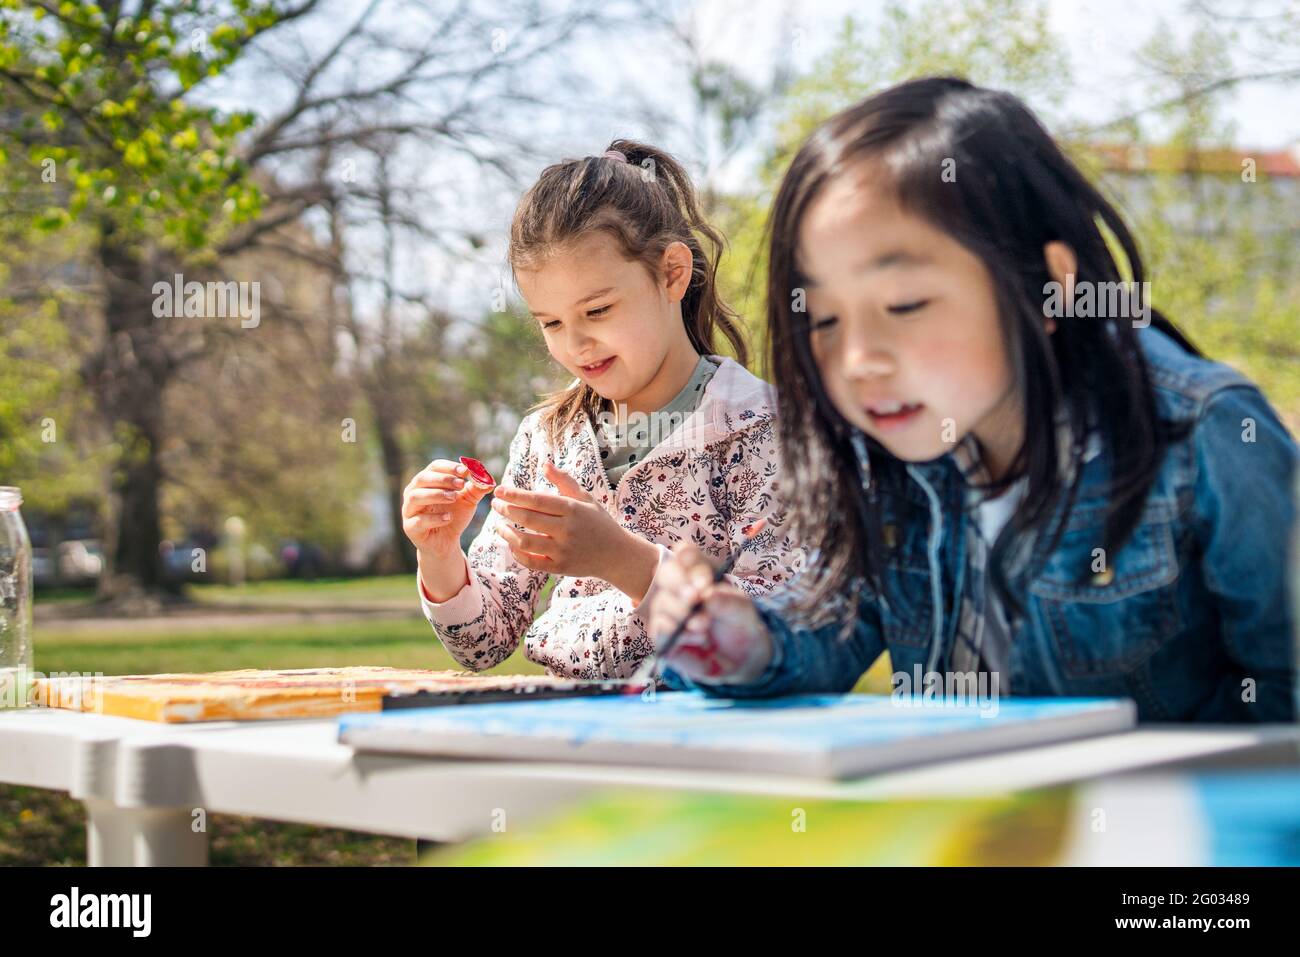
[516,231,698,416]
[797,163,1024,476]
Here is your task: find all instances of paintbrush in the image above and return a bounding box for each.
[627,517,768,690]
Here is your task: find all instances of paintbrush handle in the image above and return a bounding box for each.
[630,519,767,686]
[652,596,701,664]
[654,554,739,661]
[713,549,743,578]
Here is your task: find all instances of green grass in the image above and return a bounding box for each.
[186,575,417,607]
[0,783,421,867]
[5,589,541,867]
[35,575,421,610]
[32,615,544,677]
[32,586,97,605]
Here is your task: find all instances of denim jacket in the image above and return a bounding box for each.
[675,328,1299,722]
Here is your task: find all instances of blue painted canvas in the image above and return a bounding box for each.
[1194,770,1300,866]
[338,691,1136,779]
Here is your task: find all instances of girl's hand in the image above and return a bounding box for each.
[490,461,661,601]
[404,460,495,598]
[645,541,776,684]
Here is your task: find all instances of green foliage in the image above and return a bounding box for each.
[691,60,764,154]
[0,2,344,577]
[421,304,561,472]
[710,191,770,366]
[0,165,104,511]
[1091,17,1300,427]
[767,0,1066,180]
[1132,167,1300,426]
[0,0,272,250]
[0,295,98,511]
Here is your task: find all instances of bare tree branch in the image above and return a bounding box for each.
[1087,67,1300,133]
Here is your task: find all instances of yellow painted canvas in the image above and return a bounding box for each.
[32,666,586,723]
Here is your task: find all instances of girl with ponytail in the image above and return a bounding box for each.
[401,140,803,679]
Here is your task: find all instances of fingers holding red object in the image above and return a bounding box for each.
[403,511,455,545]
[402,488,459,517]
[401,457,492,555]
[406,461,466,492]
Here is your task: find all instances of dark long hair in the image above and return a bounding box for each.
[766,76,1197,618]
[510,139,748,445]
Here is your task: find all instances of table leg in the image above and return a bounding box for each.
[84,799,209,866]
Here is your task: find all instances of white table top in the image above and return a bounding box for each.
[3,706,1297,842]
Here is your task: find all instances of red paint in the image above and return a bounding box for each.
[459,456,495,486]
[673,642,715,666]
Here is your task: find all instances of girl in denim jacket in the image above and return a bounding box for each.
[644,79,1298,722]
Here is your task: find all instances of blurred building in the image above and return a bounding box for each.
[1094,142,1300,239]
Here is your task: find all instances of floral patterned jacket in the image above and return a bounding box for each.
[418,356,805,678]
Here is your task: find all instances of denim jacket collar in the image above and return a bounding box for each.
[850,411,1106,674]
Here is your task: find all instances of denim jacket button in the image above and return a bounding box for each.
[883,524,899,549]
[1091,567,1116,587]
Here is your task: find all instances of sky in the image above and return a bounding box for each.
[517,0,1298,221]
[488,0,1298,312]
[694,0,1297,149]
[212,0,1299,323]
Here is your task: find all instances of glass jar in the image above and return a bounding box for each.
[0,487,33,710]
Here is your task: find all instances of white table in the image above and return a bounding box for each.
[2,706,1297,865]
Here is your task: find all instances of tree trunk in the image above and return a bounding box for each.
[373,153,416,574]
[89,227,177,602]
[328,167,418,576]
[373,386,417,574]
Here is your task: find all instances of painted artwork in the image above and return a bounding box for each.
[421,770,1300,866]
[32,667,616,723]
[340,691,1136,778]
